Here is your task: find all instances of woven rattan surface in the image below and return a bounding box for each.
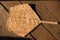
[6,4,41,37]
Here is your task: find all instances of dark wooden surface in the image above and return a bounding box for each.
[0,1,60,40]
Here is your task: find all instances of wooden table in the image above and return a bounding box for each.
[0,1,60,40]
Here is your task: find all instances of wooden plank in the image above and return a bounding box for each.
[35,1,60,40]
[36,2,57,22]
[40,1,60,40]
[26,34,34,40]
[0,1,20,10]
[41,1,60,21]
[31,25,55,40]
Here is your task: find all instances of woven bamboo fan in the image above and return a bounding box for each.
[6,4,59,37]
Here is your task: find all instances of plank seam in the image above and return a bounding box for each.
[0,2,9,12]
[29,33,36,40]
[41,23,57,40]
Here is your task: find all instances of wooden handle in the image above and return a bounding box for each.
[41,21,58,25]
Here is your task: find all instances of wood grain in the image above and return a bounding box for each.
[40,1,60,40]
[0,1,60,40]
[35,1,60,40]
[31,25,55,40]
[41,1,60,21]
[26,34,34,40]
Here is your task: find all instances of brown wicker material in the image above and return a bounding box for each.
[6,4,41,37]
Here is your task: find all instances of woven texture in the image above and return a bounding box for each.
[6,4,41,37]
